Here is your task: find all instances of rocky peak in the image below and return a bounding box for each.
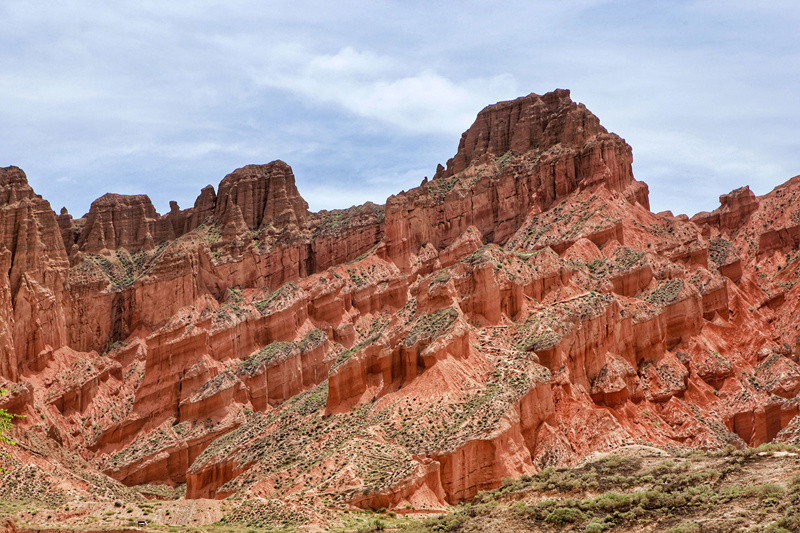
[60,160,314,253]
[692,185,759,234]
[386,90,647,264]
[0,167,67,266]
[77,193,160,253]
[720,186,759,230]
[720,186,756,208]
[56,207,79,253]
[214,161,309,229]
[443,89,607,177]
[0,166,37,204]
[90,193,159,215]
[188,185,217,230]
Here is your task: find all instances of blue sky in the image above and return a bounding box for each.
[2,1,798,217]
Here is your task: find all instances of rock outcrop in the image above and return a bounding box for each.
[68,161,311,256]
[77,194,163,252]
[0,166,70,381]
[214,162,309,229]
[384,90,649,267]
[692,185,759,234]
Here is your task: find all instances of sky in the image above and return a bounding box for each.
[2,1,799,218]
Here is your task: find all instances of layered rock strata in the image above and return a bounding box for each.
[2,90,800,512]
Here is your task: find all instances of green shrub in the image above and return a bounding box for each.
[755,484,786,501]
[585,517,613,533]
[592,492,631,512]
[765,528,792,533]
[545,507,586,526]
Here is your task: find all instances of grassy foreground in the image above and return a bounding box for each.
[395,443,800,533]
[2,444,800,532]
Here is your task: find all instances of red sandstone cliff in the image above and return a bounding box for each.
[384,90,649,267]
[2,90,800,513]
[0,167,70,381]
[214,162,309,229]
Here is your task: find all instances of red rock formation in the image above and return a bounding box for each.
[77,194,162,252]
[383,90,649,267]
[215,162,309,229]
[0,166,70,381]
[692,186,759,233]
[3,90,800,516]
[188,185,217,230]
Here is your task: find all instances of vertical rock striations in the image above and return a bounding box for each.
[214,162,309,229]
[3,90,800,517]
[383,89,649,266]
[0,166,70,380]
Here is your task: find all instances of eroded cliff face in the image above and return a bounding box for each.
[0,167,70,381]
[384,89,649,267]
[215,162,310,229]
[2,89,800,513]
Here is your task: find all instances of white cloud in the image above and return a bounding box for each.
[1,1,799,218]
[248,46,520,134]
[306,47,395,76]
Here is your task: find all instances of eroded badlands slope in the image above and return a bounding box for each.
[2,89,800,513]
